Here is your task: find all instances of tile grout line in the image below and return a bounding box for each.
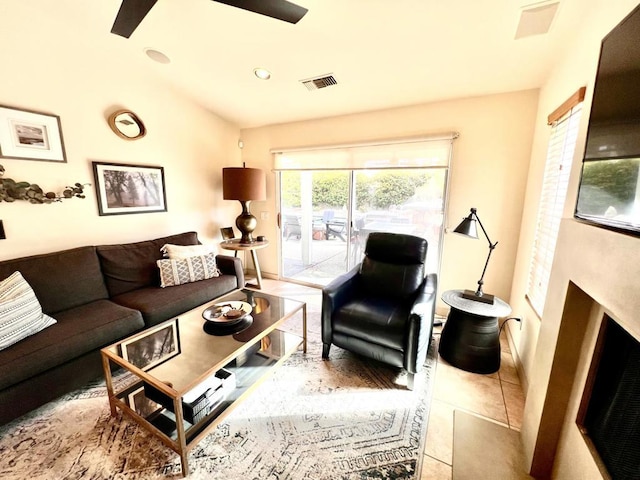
[498,365,516,430]
[425,453,452,468]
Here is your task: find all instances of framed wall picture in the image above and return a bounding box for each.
[92,161,167,216]
[220,227,235,240]
[120,319,180,371]
[0,105,67,162]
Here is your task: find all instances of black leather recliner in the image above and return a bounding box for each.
[321,232,437,390]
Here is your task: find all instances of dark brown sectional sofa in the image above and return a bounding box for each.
[0,232,244,425]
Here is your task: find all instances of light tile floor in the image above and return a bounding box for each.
[256,279,526,480]
[422,323,525,479]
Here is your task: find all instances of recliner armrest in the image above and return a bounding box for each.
[321,265,361,344]
[405,273,438,374]
[410,272,437,315]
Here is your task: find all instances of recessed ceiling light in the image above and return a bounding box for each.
[254,68,271,80]
[144,48,171,64]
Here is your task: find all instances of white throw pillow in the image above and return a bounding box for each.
[160,243,216,259]
[0,271,57,351]
[157,253,220,288]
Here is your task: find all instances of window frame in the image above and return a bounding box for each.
[526,88,585,317]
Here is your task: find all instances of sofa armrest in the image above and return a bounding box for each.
[216,255,245,289]
[321,265,361,344]
[405,273,438,374]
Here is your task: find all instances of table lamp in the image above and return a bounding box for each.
[222,164,266,245]
[453,207,498,304]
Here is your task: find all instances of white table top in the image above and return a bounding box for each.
[442,289,512,317]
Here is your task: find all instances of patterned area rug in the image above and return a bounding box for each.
[0,305,436,480]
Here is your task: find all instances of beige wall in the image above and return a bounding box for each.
[508,0,640,476]
[0,5,241,260]
[9,4,637,475]
[240,90,539,307]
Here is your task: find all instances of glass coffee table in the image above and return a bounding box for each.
[100,288,307,477]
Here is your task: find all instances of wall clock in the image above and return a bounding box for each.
[108,110,146,140]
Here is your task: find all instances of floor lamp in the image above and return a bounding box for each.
[222,165,266,245]
[453,207,498,304]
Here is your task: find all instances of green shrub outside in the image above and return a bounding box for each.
[281,171,429,210]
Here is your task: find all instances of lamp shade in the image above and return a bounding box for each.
[453,214,478,239]
[222,167,266,201]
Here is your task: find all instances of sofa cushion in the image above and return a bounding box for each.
[158,253,220,287]
[0,272,57,351]
[160,243,216,258]
[0,246,109,315]
[333,295,408,351]
[111,274,239,327]
[97,232,200,297]
[0,299,143,391]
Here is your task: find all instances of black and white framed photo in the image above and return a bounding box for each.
[92,161,167,216]
[0,105,67,162]
[220,227,235,240]
[120,319,180,371]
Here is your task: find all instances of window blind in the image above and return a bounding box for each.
[272,133,458,171]
[527,104,583,317]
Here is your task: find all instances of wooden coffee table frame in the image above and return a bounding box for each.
[101,289,306,477]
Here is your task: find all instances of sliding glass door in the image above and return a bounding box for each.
[280,170,351,285]
[275,135,455,287]
[352,168,446,274]
[279,167,447,286]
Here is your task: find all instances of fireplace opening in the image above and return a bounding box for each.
[579,316,640,479]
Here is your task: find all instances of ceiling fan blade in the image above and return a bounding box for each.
[213,0,308,24]
[111,0,158,38]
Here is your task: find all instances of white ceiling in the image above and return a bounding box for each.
[4,0,590,129]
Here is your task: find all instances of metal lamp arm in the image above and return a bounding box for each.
[471,208,497,250]
[471,209,498,297]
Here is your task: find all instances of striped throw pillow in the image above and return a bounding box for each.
[0,271,57,351]
[157,253,220,288]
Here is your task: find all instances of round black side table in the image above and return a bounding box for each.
[438,290,512,374]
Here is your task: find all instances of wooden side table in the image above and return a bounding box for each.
[219,239,269,289]
[438,289,512,374]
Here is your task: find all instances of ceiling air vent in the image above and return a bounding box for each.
[300,74,338,91]
[515,1,560,39]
